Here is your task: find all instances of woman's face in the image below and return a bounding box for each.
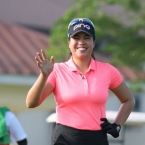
[68,32,95,60]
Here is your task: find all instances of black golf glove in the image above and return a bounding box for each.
[100,118,121,138]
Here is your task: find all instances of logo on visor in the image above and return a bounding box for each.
[73,24,90,31]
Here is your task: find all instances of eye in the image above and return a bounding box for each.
[73,36,79,39]
[85,36,91,39]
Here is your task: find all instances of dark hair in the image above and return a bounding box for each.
[91,52,96,60]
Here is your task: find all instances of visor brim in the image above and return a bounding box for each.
[69,30,94,38]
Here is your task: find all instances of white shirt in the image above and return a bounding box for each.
[4,111,27,142]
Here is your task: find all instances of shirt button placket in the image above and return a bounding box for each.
[83,75,89,97]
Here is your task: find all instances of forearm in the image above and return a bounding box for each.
[114,99,135,126]
[26,73,48,108]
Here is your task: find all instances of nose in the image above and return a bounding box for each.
[78,38,85,45]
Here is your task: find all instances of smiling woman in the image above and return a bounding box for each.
[68,31,95,66]
[26,18,135,145]
[67,18,96,62]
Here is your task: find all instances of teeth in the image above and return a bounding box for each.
[78,48,86,50]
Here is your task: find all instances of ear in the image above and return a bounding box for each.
[93,41,96,48]
[68,39,71,49]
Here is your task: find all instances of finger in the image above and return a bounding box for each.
[100,118,108,122]
[35,57,41,67]
[106,129,113,134]
[100,122,110,128]
[37,52,43,62]
[50,56,54,63]
[41,49,47,60]
[35,56,40,63]
[101,125,112,132]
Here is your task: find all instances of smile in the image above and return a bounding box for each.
[77,48,87,51]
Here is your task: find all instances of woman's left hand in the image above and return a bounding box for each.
[100,118,121,138]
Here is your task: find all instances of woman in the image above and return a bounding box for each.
[26,18,135,145]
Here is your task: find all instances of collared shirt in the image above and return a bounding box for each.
[47,57,123,130]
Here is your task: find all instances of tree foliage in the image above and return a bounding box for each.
[46,0,145,70]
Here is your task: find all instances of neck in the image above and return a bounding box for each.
[72,57,91,74]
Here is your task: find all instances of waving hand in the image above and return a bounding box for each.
[35,49,54,76]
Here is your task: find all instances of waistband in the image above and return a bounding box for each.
[56,124,104,137]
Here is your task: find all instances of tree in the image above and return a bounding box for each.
[46,0,145,70]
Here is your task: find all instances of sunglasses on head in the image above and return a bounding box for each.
[68,18,95,28]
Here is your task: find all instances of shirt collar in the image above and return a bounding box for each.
[67,57,96,72]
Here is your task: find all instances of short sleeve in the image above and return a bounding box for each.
[5,111,27,142]
[47,63,57,87]
[108,64,123,89]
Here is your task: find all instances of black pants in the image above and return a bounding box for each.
[51,124,109,145]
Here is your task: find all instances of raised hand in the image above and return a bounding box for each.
[35,49,54,76]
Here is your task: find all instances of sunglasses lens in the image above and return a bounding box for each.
[69,19,79,26]
[69,18,94,27]
[83,19,95,27]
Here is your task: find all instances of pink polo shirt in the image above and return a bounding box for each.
[47,57,123,130]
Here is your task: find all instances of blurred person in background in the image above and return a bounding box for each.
[26,18,135,145]
[0,106,28,145]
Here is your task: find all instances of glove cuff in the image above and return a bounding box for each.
[113,123,121,132]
